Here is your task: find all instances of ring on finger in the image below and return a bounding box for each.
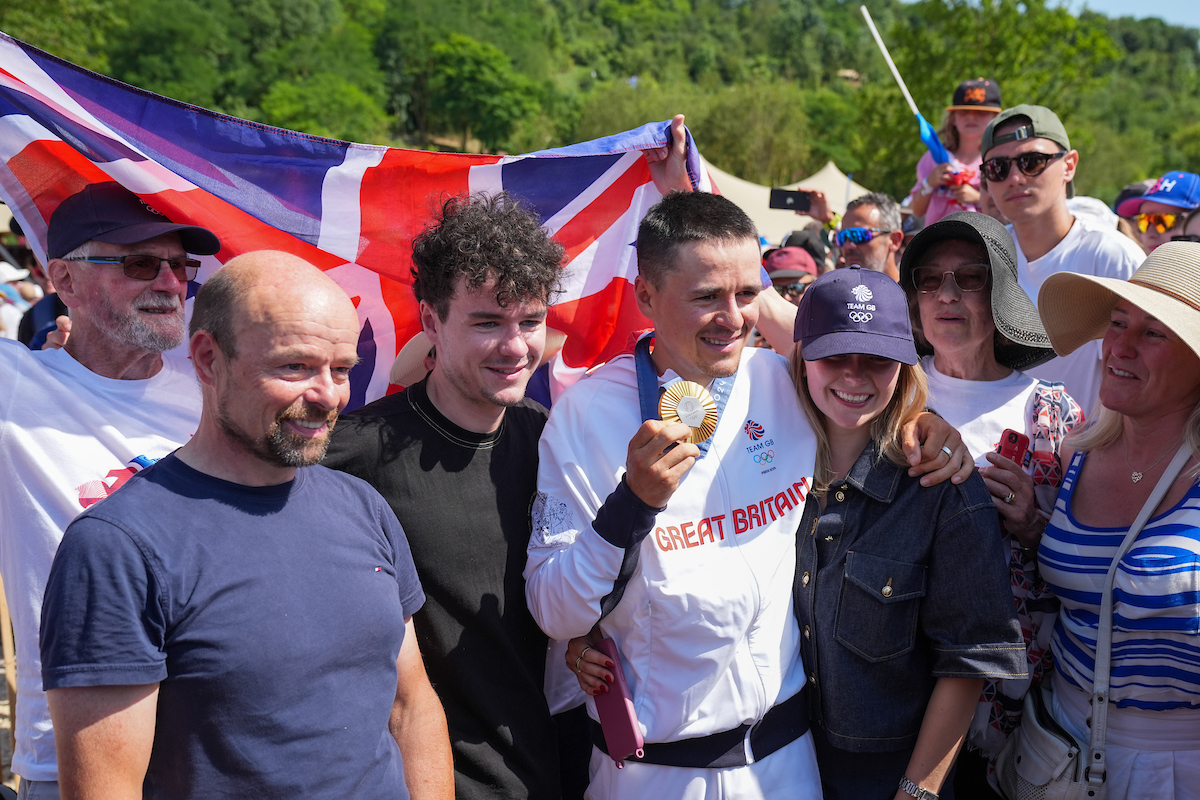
[941,445,953,458]
[1004,489,1015,504]
[575,655,583,674]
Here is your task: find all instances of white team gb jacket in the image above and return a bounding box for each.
[525,346,818,744]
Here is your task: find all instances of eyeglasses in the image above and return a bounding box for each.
[774,282,810,300]
[834,227,892,247]
[1135,213,1182,234]
[911,264,991,293]
[64,255,201,282]
[980,151,1068,183]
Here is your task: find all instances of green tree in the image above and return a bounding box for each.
[426,33,539,151]
[260,73,390,142]
[843,0,1120,198]
[693,80,812,186]
[0,0,128,72]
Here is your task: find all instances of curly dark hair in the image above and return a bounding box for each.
[637,191,758,286]
[411,192,565,320]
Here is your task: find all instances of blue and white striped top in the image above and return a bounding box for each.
[1039,450,1200,710]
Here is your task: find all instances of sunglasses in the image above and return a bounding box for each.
[911,264,991,294]
[980,151,1067,183]
[774,282,811,300]
[834,227,892,247]
[1171,234,1200,243]
[1135,213,1182,235]
[64,255,201,282]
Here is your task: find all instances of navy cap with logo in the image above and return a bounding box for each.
[793,266,918,364]
[47,182,221,259]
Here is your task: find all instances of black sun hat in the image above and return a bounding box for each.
[899,211,1053,371]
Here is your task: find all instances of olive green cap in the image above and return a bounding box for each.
[982,104,1074,199]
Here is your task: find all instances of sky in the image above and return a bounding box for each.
[1062,0,1200,29]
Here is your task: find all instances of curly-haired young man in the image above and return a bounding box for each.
[323,193,588,800]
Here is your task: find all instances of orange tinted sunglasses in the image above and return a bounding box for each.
[1135,213,1181,234]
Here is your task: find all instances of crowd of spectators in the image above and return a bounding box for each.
[1,90,1199,800]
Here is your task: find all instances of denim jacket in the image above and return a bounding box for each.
[793,441,1025,753]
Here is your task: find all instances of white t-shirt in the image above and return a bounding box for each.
[0,340,200,781]
[922,356,1038,469]
[1012,215,1144,414]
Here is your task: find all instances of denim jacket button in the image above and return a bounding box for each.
[804,625,811,639]
[802,572,810,587]
[835,491,845,502]
[881,584,893,598]
[808,674,816,685]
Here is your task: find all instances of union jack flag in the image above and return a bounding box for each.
[0,32,714,408]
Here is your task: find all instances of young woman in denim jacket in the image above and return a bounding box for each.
[790,266,1025,800]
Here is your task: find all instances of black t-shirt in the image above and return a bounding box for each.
[41,455,424,799]
[324,380,559,800]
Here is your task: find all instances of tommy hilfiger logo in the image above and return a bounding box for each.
[744,420,765,440]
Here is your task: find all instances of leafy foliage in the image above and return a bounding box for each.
[3,0,1199,204]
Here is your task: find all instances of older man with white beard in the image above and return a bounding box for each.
[0,182,219,799]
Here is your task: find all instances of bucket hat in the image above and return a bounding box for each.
[1038,241,1200,361]
[899,211,1053,371]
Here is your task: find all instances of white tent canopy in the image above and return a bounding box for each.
[701,158,872,246]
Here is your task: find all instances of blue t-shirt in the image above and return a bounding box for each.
[41,454,425,799]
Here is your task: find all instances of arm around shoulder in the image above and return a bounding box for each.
[391,618,453,800]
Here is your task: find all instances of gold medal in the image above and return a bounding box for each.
[659,381,718,444]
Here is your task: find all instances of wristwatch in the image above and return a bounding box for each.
[898,776,939,800]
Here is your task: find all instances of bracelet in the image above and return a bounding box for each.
[898,776,939,800]
[823,212,842,231]
[919,176,934,196]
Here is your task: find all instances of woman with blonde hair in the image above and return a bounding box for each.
[789,266,1024,799]
[1021,241,1200,798]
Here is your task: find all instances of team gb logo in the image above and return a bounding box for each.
[852,285,873,303]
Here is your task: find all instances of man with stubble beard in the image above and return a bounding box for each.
[40,251,452,800]
[0,182,219,799]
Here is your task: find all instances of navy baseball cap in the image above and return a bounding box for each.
[47,182,221,259]
[793,266,918,364]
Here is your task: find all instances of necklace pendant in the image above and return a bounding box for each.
[1131,471,1143,483]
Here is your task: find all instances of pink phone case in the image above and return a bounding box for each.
[593,638,644,768]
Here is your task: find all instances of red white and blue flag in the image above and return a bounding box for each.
[0,32,714,408]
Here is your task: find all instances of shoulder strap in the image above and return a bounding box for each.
[1086,443,1192,788]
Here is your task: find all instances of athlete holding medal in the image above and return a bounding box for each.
[525,191,974,800]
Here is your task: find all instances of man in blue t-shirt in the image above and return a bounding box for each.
[39,251,453,800]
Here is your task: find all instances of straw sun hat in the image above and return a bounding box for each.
[1038,241,1200,362]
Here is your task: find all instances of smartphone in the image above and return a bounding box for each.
[996,429,1031,468]
[769,188,812,213]
[593,638,644,768]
